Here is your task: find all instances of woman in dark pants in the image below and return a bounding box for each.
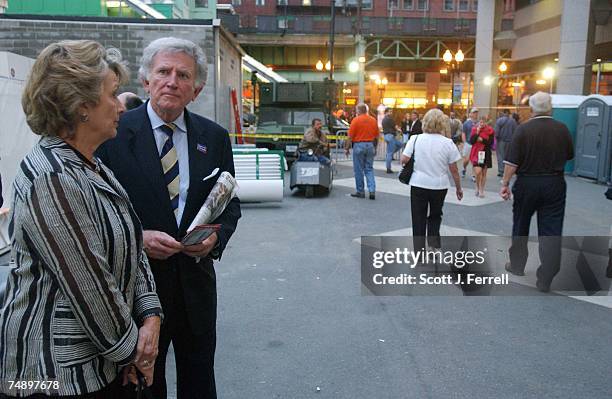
[401,108,463,251]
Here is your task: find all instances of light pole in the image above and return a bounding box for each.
[442,49,464,111]
[375,77,388,104]
[542,66,555,94]
[497,61,508,109]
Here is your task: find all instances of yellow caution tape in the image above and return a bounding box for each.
[229,132,346,140]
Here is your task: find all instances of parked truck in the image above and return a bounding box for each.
[254,81,348,162]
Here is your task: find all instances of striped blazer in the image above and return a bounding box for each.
[0,136,162,396]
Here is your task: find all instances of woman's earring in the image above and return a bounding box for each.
[80,114,89,123]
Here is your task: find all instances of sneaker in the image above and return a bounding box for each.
[461,169,466,178]
[350,192,365,198]
[471,175,476,183]
[386,169,394,174]
[369,192,376,200]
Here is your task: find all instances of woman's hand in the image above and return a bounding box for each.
[122,365,138,386]
[134,316,160,386]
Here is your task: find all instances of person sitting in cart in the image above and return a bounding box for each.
[297,118,331,165]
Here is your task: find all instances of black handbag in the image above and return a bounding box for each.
[398,135,418,185]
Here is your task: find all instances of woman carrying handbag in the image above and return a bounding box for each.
[400,108,463,252]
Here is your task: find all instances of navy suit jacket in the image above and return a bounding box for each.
[96,103,241,334]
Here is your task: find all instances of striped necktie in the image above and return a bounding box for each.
[159,123,180,216]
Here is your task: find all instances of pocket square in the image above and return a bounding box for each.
[197,143,208,154]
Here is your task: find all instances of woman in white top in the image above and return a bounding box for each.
[401,108,463,250]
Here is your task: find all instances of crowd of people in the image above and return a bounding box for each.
[340,92,575,293]
[335,103,521,201]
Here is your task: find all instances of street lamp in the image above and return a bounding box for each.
[442,48,464,110]
[316,60,324,71]
[542,66,555,93]
[498,62,509,106]
[375,77,388,101]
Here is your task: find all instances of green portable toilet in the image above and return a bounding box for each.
[551,94,586,173]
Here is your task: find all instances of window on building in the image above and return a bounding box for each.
[278,17,293,29]
[472,0,478,11]
[388,17,402,30]
[402,0,413,9]
[361,0,373,9]
[440,73,451,83]
[256,0,265,6]
[398,72,408,82]
[278,0,287,4]
[443,0,454,11]
[458,0,468,11]
[417,0,428,10]
[195,0,208,7]
[303,0,311,5]
[413,72,426,83]
[388,0,399,9]
[232,0,241,5]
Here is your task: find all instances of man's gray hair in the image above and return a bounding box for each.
[356,103,369,115]
[529,91,552,114]
[139,37,207,87]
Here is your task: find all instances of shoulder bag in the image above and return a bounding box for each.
[398,135,418,185]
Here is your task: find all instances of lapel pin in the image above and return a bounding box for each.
[196,143,208,154]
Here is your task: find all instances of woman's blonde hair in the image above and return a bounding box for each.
[22,40,129,138]
[422,108,451,137]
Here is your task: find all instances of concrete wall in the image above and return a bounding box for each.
[511,0,562,60]
[0,16,242,130]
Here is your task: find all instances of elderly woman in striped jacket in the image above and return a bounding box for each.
[0,41,162,398]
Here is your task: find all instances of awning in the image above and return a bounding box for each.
[242,54,288,83]
[123,0,167,19]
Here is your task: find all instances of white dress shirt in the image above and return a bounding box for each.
[147,101,190,225]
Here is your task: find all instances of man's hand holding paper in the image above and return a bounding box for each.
[182,231,218,258]
[143,230,183,260]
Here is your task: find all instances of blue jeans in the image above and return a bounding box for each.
[384,133,403,170]
[352,142,376,194]
[298,152,331,165]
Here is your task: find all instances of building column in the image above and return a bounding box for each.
[557,0,595,95]
[473,0,504,117]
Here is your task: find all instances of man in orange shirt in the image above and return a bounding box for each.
[344,103,380,200]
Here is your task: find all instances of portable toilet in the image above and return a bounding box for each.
[551,94,586,173]
[575,95,612,184]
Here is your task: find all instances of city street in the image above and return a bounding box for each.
[1,158,611,398]
[208,159,612,399]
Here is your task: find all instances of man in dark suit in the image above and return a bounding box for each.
[407,110,422,137]
[97,37,241,399]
